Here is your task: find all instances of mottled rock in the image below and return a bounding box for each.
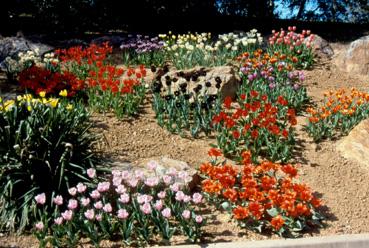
[337,35,369,75]
[308,35,334,58]
[108,157,200,190]
[0,37,53,63]
[156,66,241,100]
[337,119,369,169]
[91,36,124,47]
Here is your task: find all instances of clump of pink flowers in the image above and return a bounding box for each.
[32,162,205,247]
[268,26,315,69]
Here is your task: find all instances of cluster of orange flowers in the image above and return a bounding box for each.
[200,148,322,231]
[236,49,297,72]
[307,88,369,123]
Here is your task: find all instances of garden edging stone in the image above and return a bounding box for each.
[161,234,369,248]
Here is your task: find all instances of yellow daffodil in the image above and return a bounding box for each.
[59,89,68,97]
[39,91,46,98]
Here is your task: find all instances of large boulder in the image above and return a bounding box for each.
[336,119,369,169]
[0,36,53,63]
[154,65,241,100]
[91,36,125,47]
[337,35,369,76]
[307,34,334,58]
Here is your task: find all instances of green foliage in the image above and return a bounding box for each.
[0,97,96,232]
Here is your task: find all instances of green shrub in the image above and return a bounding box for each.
[0,94,97,232]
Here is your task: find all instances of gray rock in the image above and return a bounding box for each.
[307,35,334,58]
[343,35,369,75]
[0,37,53,63]
[108,157,200,190]
[91,36,124,47]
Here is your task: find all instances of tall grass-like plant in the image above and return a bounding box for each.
[0,94,97,232]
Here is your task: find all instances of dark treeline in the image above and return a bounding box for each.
[0,0,368,39]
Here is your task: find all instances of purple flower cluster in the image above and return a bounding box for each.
[120,35,164,54]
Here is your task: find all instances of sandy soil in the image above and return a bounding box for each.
[0,42,369,247]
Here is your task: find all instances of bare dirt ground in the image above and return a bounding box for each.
[0,42,369,247]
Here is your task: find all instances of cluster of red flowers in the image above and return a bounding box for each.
[55,42,113,65]
[18,65,84,96]
[200,148,322,232]
[87,64,146,94]
[213,91,296,162]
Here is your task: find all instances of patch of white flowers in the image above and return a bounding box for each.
[2,48,59,77]
[159,29,263,55]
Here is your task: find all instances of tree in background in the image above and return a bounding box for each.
[279,0,369,23]
[217,0,275,18]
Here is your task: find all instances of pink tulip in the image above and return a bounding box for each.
[162,175,172,185]
[170,183,180,192]
[87,168,96,178]
[96,214,102,221]
[68,199,78,210]
[68,187,77,196]
[140,203,152,215]
[97,182,110,192]
[115,185,126,194]
[35,193,46,205]
[54,217,63,225]
[128,178,138,187]
[103,203,112,213]
[182,210,191,219]
[192,193,203,204]
[112,176,122,186]
[53,195,63,206]
[81,197,91,207]
[175,191,185,201]
[119,193,130,204]
[183,195,191,203]
[117,209,129,219]
[90,190,100,199]
[84,209,95,220]
[154,200,163,211]
[61,210,73,221]
[157,191,166,199]
[195,215,203,223]
[35,221,44,230]
[112,170,121,177]
[94,201,103,209]
[144,177,159,187]
[76,183,87,193]
[161,208,171,218]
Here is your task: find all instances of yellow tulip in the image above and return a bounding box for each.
[59,90,68,97]
[4,100,15,111]
[39,91,46,98]
[27,105,32,112]
[49,98,59,108]
[66,104,73,110]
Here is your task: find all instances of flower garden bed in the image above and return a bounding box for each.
[0,28,368,247]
